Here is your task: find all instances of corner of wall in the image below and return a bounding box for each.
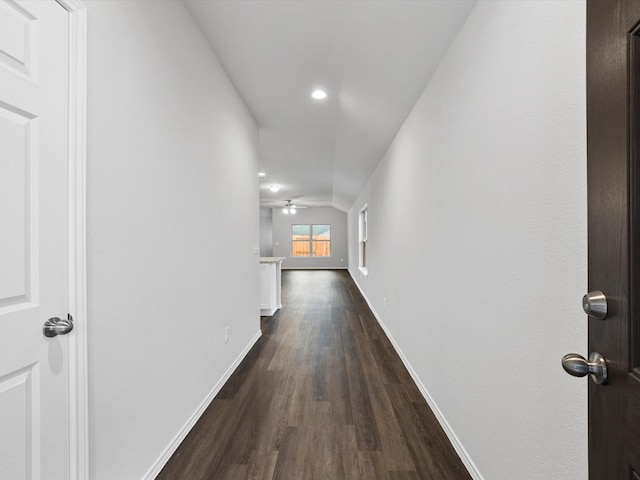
[346,270,483,479]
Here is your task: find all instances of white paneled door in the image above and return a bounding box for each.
[0,1,71,478]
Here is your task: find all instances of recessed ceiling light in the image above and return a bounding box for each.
[311,89,327,100]
[258,172,266,177]
[269,184,280,192]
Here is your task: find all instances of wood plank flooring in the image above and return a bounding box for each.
[157,270,471,480]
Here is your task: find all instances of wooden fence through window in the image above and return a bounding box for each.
[291,234,330,257]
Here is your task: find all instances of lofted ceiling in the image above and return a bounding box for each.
[184,0,477,212]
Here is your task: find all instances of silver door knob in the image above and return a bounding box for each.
[582,291,607,319]
[43,315,74,338]
[562,352,607,384]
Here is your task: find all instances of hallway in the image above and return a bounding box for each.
[158,270,471,480]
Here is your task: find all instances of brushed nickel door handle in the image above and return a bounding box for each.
[43,314,74,338]
[562,352,607,385]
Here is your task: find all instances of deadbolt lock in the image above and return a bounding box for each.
[582,291,607,320]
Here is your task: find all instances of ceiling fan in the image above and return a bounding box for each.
[282,200,306,215]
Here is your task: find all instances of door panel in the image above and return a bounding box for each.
[587,1,629,475]
[629,374,640,474]
[0,0,37,79]
[588,0,640,478]
[0,1,69,478]
[0,104,33,305]
[0,366,36,479]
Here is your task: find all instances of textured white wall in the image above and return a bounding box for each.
[272,207,348,269]
[348,2,587,479]
[86,1,260,478]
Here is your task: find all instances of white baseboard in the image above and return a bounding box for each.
[347,271,483,480]
[141,329,263,480]
[281,267,348,270]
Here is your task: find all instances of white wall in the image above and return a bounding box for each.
[259,207,273,256]
[348,2,587,479]
[273,207,348,269]
[85,1,260,478]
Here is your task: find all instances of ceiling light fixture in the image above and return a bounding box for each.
[282,200,302,215]
[269,184,280,192]
[311,89,327,100]
[258,172,266,177]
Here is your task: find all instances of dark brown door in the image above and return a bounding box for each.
[587,1,640,477]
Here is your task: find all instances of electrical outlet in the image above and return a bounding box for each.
[225,326,229,344]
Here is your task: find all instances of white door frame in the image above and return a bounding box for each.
[55,1,88,478]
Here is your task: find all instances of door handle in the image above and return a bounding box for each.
[43,314,74,338]
[562,352,607,384]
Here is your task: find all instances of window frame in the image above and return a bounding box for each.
[359,205,368,276]
[290,224,332,258]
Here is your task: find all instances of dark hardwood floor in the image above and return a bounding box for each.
[157,270,471,480]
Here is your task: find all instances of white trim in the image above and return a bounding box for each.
[358,205,368,272]
[141,330,263,480]
[56,1,88,478]
[281,267,348,270]
[348,269,484,480]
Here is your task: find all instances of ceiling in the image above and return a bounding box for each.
[184,0,477,212]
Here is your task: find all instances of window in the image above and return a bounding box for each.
[359,206,368,274]
[291,224,331,257]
